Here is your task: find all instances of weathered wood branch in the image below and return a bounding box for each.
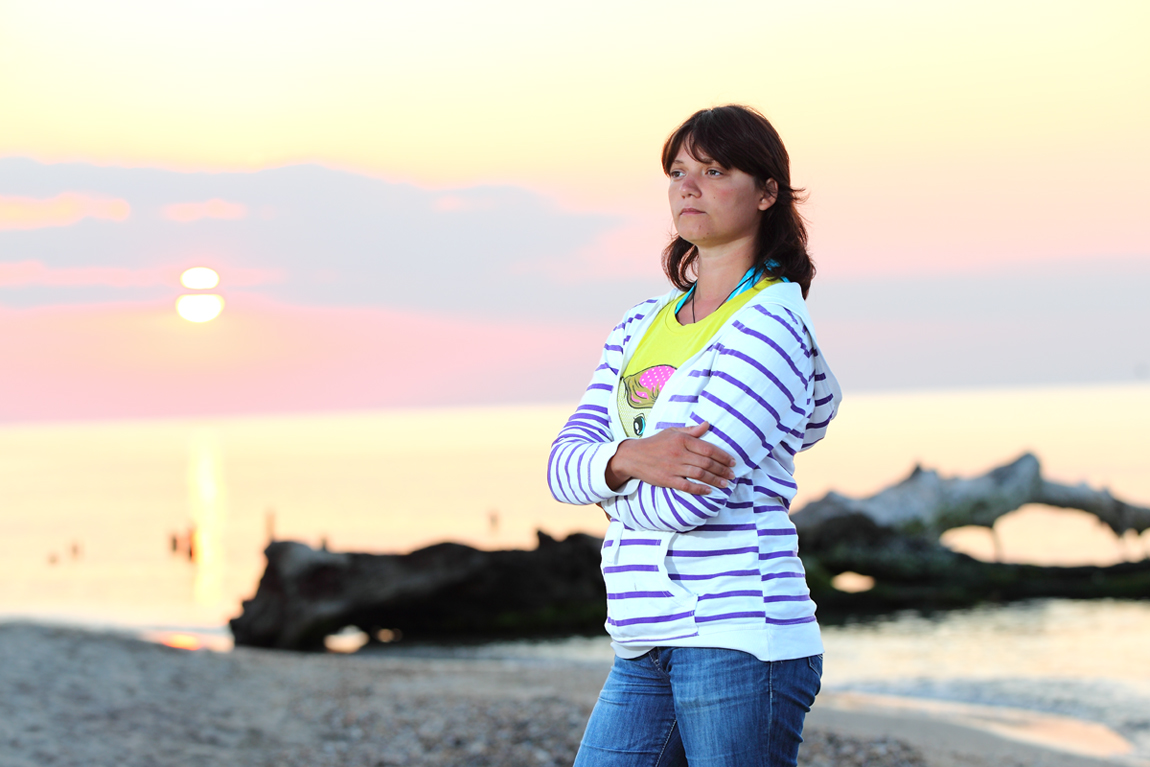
[792,452,1150,539]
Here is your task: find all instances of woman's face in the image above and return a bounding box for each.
[668,145,775,250]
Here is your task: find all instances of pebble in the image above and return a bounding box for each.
[0,623,926,767]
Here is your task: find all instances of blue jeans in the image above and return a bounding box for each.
[574,648,822,767]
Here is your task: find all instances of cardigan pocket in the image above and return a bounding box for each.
[602,533,699,645]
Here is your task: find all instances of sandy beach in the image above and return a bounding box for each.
[0,622,1127,767]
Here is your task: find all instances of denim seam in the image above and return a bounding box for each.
[654,719,679,767]
[765,655,774,759]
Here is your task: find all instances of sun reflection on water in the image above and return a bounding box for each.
[188,430,225,607]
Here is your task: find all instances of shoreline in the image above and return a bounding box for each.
[0,622,1139,767]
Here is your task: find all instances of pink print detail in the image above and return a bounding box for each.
[622,365,676,409]
[639,365,674,391]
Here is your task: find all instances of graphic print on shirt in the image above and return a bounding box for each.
[618,365,675,438]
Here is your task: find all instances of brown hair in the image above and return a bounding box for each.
[661,105,815,298]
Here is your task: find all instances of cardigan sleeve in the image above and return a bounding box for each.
[546,301,655,505]
[602,303,816,532]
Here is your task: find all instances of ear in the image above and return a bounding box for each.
[758,179,779,211]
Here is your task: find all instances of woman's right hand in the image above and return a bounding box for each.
[604,421,736,495]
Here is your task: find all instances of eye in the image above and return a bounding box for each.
[669,169,684,179]
[706,168,723,177]
[633,414,646,436]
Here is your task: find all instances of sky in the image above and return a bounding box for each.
[1,0,1148,422]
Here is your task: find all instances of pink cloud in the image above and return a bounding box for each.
[0,193,130,231]
[0,261,282,288]
[512,215,669,284]
[0,296,602,422]
[163,199,248,223]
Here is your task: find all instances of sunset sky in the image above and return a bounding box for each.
[2,0,1147,421]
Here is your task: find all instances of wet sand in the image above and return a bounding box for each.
[0,623,1124,767]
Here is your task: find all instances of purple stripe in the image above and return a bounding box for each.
[809,415,832,429]
[815,372,826,381]
[727,501,753,509]
[703,370,784,430]
[561,423,607,442]
[699,390,773,453]
[712,343,800,411]
[700,523,756,531]
[779,441,797,456]
[660,486,693,527]
[764,615,818,626]
[607,591,674,599]
[669,569,759,581]
[754,304,806,348]
[759,550,797,560]
[617,632,700,643]
[559,443,580,503]
[604,344,623,353]
[763,594,811,603]
[815,393,833,406]
[766,473,798,490]
[670,486,716,520]
[757,528,795,536]
[732,320,808,385]
[696,610,765,623]
[668,546,758,557]
[668,394,698,402]
[603,564,658,574]
[655,421,687,429]
[595,363,620,375]
[607,609,695,627]
[626,491,658,530]
[577,404,609,415]
[689,414,757,471]
[603,537,661,548]
[761,572,804,581]
[573,448,592,504]
[569,412,611,427]
[587,383,613,393]
[698,590,762,600]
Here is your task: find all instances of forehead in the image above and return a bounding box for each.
[671,142,717,165]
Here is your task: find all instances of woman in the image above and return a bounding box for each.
[547,105,841,767]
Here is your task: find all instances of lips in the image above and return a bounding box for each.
[679,207,704,215]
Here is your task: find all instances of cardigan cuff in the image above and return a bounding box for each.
[588,438,641,499]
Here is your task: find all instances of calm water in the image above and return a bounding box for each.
[2,383,1149,756]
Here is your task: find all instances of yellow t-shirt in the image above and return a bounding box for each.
[618,278,779,438]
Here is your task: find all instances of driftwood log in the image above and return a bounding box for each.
[229,531,605,650]
[793,453,1150,612]
[231,453,1150,649]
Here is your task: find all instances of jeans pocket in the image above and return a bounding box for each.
[806,653,823,697]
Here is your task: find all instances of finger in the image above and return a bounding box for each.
[680,465,730,489]
[687,455,737,480]
[683,437,736,467]
[672,421,710,438]
[672,477,717,496]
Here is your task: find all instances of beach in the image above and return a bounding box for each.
[0,622,1126,767]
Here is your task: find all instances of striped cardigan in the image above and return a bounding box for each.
[547,281,841,662]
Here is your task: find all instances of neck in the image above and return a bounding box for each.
[693,238,756,304]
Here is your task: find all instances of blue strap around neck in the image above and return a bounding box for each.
[675,261,788,315]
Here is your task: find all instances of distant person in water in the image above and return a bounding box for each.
[547,105,842,767]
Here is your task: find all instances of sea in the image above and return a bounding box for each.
[2,382,1149,761]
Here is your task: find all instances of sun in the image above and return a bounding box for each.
[181,267,220,289]
[177,294,225,322]
[177,267,224,322]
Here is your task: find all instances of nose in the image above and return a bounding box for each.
[680,173,700,196]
